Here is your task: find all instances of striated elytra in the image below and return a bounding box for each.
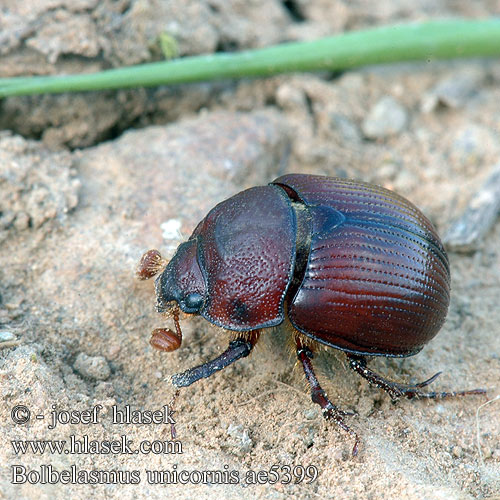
[138,174,485,455]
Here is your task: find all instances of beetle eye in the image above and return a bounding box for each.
[184,292,203,311]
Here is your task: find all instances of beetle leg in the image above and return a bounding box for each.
[296,342,359,456]
[171,331,260,388]
[347,354,486,401]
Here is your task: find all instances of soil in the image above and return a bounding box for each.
[0,1,499,499]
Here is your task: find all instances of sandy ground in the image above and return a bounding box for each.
[1,2,499,499]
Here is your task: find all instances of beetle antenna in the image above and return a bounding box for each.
[137,249,167,280]
[150,309,183,352]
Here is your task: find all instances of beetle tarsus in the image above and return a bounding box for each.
[347,354,486,401]
[168,389,180,440]
[171,333,259,388]
[297,344,359,456]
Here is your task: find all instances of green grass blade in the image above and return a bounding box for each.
[1,19,499,97]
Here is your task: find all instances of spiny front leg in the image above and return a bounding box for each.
[296,339,359,456]
[172,331,261,388]
[347,354,486,401]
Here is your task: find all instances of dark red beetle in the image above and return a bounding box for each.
[138,174,484,454]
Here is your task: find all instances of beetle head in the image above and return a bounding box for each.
[155,239,205,316]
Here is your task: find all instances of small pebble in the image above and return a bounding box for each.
[330,113,361,143]
[107,343,121,360]
[451,124,492,159]
[73,353,111,381]
[330,447,344,461]
[362,96,408,139]
[452,446,463,458]
[421,69,483,112]
[444,161,500,252]
[13,212,30,231]
[160,219,182,241]
[0,331,15,342]
[304,408,319,420]
[0,211,16,229]
[94,382,114,398]
[227,423,253,453]
[275,83,306,110]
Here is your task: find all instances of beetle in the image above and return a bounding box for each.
[138,173,485,454]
